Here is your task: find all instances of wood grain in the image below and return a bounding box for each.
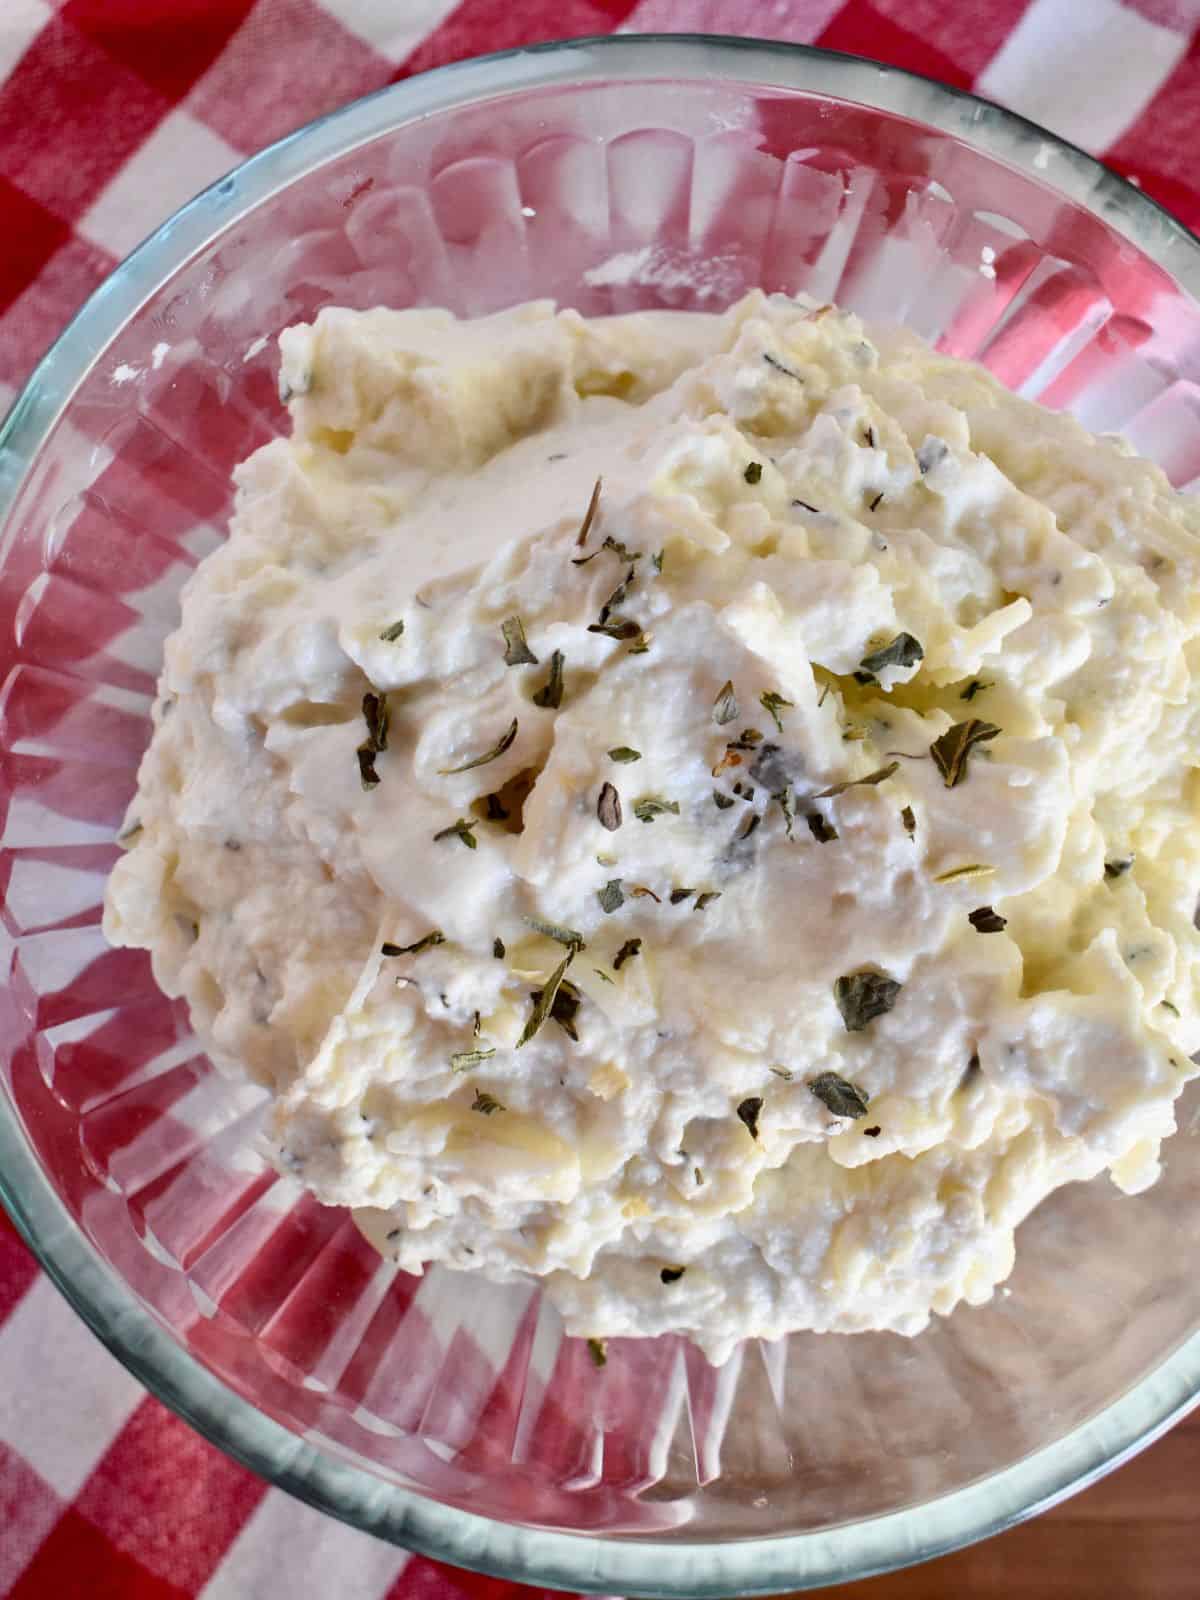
[795,1411,1199,1600]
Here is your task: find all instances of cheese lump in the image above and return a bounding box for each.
[104,292,1200,1363]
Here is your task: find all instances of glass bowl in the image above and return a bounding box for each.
[3,33,1200,1596]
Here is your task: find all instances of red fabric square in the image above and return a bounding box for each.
[0,1443,64,1596]
[0,234,115,386]
[0,18,167,222]
[395,0,642,79]
[863,0,1032,80]
[61,0,259,104]
[386,1556,578,1600]
[816,0,974,88]
[0,1211,39,1323]
[8,1507,190,1600]
[0,178,72,317]
[187,0,393,156]
[1106,30,1200,197]
[74,1396,266,1591]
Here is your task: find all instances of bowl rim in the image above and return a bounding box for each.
[3,31,1200,1595]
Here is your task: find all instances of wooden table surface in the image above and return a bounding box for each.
[804,1407,1199,1600]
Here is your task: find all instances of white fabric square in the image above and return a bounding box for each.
[314,0,460,62]
[0,1276,144,1499]
[77,110,243,261]
[0,0,51,86]
[201,1488,411,1600]
[978,0,1189,153]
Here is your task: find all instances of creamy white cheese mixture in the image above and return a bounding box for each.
[104,292,1200,1363]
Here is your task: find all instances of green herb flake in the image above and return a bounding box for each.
[759,691,794,734]
[812,761,900,800]
[598,879,625,915]
[524,916,585,950]
[694,891,722,912]
[1162,999,1181,1017]
[652,550,664,574]
[358,747,381,790]
[575,477,603,547]
[809,1071,870,1119]
[713,681,740,726]
[362,691,390,753]
[806,810,839,844]
[737,1096,763,1140]
[934,863,995,884]
[744,461,763,485]
[930,720,1001,788]
[669,888,694,905]
[597,781,623,832]
[968,906,1007,933]
[434,817,477,849]
[613,938,642,971]
[633,796,680,823]
[493,937,506,959]
[769,1065,793,1081]
[381,931,445,957]
[859,633,924,678]
[451,1047,496,1072]
[587,1337,608,1368]
[532,650,565,709]
[1105,857,1134,881]
[773,789,795,837]
[378,620,405,642]
[471,1089,505,1115]
[517,950,575,1048]
[501,616,538,667]
[730,727,764,751]
[735,810,761,842]
[834,970,902,1032]
[868,491,884,513]
[901,805,916,839]
[713,791,736,810]
[531,974,582,1040]
[588,617,641,641]
[593,967,615,985]
[608,746,641,763]
[439,717,518,775]
[660,1265,686,1284]
[960,678,992,702]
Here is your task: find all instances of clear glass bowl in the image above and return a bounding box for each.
[2,34,1200,1596]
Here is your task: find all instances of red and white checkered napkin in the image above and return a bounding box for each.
[2,1,1199,1595]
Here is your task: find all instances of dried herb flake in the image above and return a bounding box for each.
[598,879,625,915]
[471,1089,505,1115]
[760,691,794,734]
[608,746,641,763]
[576,477,602,547]
[859,633,924,678]
[381,931,445,957]
[660,1265,686,1284]
[694,891,722,912]
[378,620,405,642]
[834,970,901,1032]
[813,761,899,800]
[439,717,518,775]
[587,1337,608,1368]
[744,461,763,484]
[737,1096,763,1140]
[434,817,477,849]
[806,810,839,843]
[451,1047,496,1072]
[968,906,1007,933]
[714,681,740,727]
[516,949,575,1048]
[524,916,585,950]
[809,1071,870,1119]
[597,781,623,831]
[613,938,642,970]
[501,616,538,666]
[929,720,1001,788]
[633,796,680,823]
[532,650,565,709]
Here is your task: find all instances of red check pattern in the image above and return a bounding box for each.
[2,3,1200,1596]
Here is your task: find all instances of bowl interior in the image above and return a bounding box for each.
[3,52,1200,1560]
